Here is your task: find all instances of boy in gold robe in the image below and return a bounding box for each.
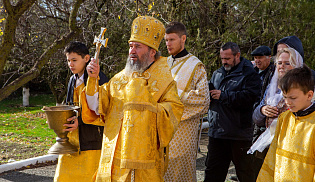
[80,16,184,182]
[257,65,315,181]
[54,41,109,181]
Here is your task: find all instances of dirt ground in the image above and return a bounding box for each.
[196,133,236,182]
[0,138,48,165]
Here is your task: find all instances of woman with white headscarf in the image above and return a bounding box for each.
[257,48,303,127]
[248,47,303,179]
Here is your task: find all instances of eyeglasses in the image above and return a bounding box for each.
[276,61,291,66]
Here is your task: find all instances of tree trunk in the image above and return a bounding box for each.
[22,87,30,106]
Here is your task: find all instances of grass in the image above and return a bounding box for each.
[0,94,57,164]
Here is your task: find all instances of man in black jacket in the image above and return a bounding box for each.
[204,42,261,182]
[251,45,275,138]
[250,45,275,180]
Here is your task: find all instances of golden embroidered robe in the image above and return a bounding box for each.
[80,57,184,182]
[54,82,101,182]
[164,54,210,182]
[257,110,315,182]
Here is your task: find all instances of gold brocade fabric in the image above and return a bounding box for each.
[164,55,210,182]
[67,84,82,148]
[80,57,184,182]
[54,83,101,182]
[54,150,101,182]
[257,110,315,182]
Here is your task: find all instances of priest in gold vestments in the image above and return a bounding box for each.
[80,16,184,182]
[163,22,210,182]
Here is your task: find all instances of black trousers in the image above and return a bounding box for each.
[204,137,255,182]
[252,148,268,180]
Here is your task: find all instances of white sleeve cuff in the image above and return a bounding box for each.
[86,92,100,115]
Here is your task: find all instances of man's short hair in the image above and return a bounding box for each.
[278,64,314,94]
[165,22,187,37]
[64,41,89,58]
[221,42,240,55]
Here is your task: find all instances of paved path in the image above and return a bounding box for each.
[0,133,236,182]
[0,165,55,182]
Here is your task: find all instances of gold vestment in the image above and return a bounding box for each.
[54,83,101,182]
[257,110,315,182]
[164,54,210,182]
[81,57,184,182]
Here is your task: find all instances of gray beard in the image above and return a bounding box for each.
[223,58,236,71]
[124,52,151,78]
[224,65,232,71]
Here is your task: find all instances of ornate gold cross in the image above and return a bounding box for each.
[123,118,134,133]
[93,27,109,61]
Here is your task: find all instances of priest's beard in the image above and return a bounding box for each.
[124,51,151,78]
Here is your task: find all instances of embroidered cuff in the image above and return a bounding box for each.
[86,76,99,96]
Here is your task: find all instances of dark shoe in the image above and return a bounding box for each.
[229,175,238,181]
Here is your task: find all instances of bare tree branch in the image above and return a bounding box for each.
[239,0,263,29]
[0,0,86,101]
[0,0,37,76]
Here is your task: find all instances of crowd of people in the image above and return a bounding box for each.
[53,15,315,182]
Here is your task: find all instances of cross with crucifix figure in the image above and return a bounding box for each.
[93,27,109,61]
[123,118,134,134]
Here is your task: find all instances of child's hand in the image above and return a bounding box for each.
[261,105,279,118]
[87,58,100,78]
[63,116,78,132]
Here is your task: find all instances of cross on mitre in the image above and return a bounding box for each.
[93,27,109,60]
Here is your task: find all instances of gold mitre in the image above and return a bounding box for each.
[129,16,165,51]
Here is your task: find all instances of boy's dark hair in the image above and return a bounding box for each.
[165,22,187,37]
[221,42,241,55]
[64,41,89,58]
[278,64,314,94]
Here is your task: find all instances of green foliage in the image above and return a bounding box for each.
[0,94,56,164]
[133,0,314,79]
[0,94,56,144]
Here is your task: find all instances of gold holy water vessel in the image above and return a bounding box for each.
[42,105,80,154]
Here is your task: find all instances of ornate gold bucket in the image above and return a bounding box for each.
[42,105,80,154]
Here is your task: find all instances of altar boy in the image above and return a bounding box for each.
[257,65,315,181]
